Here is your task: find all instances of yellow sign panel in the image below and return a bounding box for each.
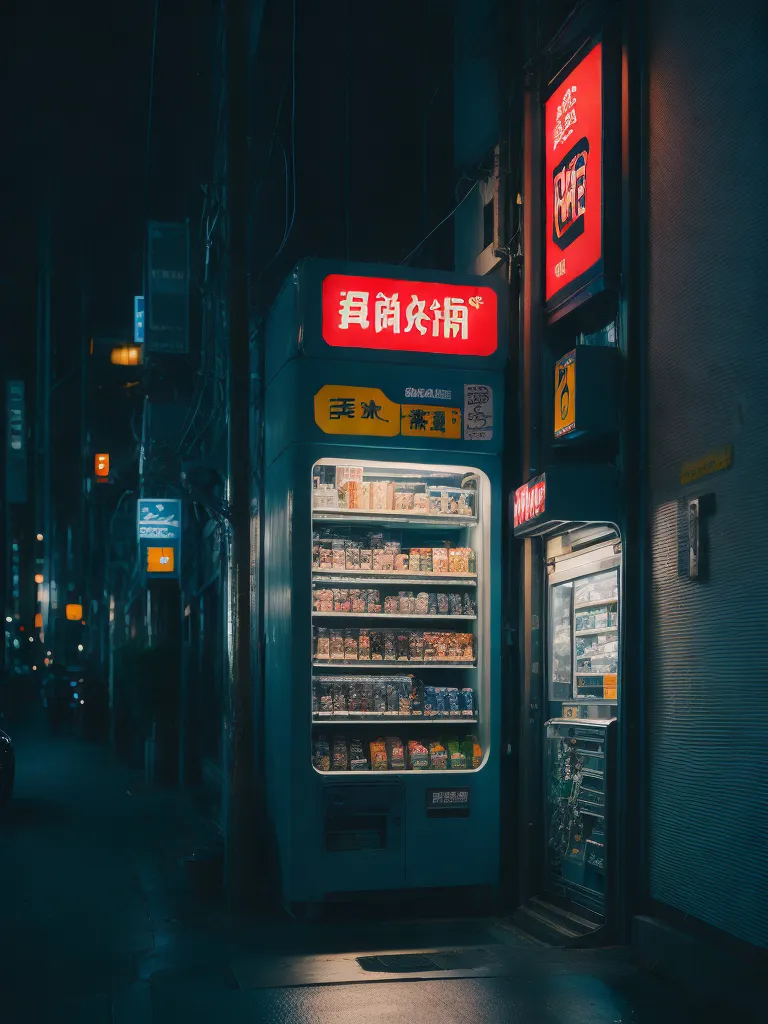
[680,444,733,486]
[554,350,576,438]
[314,385,461,440]
[314,386,400,437]
[401,404,461,439]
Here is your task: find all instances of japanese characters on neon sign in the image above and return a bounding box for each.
[545,42,603,306]
[513,475,547,529]
[322,274,498,356]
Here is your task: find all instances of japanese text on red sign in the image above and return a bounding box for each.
[513,476,547,528]
[322,275,498,356]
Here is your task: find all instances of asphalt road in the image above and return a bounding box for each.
[0,712,746,1023]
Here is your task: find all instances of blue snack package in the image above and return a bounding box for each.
[423,686,436,717]
[460,687,474,717]
[447,687,460,717]
[434,687,447,716]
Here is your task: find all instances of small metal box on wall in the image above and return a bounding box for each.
[552,346,619,445]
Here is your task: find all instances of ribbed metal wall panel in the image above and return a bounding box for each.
[647,0,768,947]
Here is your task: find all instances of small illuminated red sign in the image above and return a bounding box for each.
[322,274,498,357]
[514,475,547,529]
[545,42,603,305]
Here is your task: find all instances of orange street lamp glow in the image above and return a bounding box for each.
[95,453,110,477]
[66,603,83,621]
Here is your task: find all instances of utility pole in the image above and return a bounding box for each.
[224,0,255,912]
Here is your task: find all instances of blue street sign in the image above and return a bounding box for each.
[134,295,145,344]
[137,498,181,540]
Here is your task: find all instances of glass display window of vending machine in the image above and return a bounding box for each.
[310,458,491,775]
[544,524,620,921]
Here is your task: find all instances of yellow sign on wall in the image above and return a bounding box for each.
[554,350,576,438]
[314,385,461,440]
[680,444,733,486]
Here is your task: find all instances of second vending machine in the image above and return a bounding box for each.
[261,259,507,910]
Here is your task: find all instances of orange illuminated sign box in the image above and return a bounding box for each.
[544,36,619,320]
[146,546,175,574]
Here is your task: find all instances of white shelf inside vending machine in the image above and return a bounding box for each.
[312,569,478,586]
[312,612,477,621]
[313,509,477,529]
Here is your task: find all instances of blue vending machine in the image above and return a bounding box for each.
[261,259,507,909]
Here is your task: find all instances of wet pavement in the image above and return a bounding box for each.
[0,712,750,1023]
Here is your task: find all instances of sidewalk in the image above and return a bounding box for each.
[1,717,757,1024]
[0,716,222,1022]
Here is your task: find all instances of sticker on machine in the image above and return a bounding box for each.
[464,384,493,440]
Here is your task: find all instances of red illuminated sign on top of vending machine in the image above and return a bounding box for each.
[544,42,603,309]
[321,274,499,357]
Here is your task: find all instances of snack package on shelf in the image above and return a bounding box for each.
[360,548,373,571]
[394,552,409,571]
[333,680,348,715]
[347,678,362,713]
[463,592,476,616]
[370,738,388,771]
[407,740,429,771]
[372,681,387,714]
[432,547,449,574]
[398,679,412,716]
[427,593,438,616]
[383,629,397,661]
[349,738,368,771]
[437,593,449,615]
[343,628,358,660]
[435,687,448,716]
[393,488,414,512]
[316,680,333,716]
[413,493,429,513]
[332,736,349,771]
[396,631,410,661]
[351,589,366,614]
[409,631,425,661]
[449,593,463,615]
[459,734,483,769]
[386,736,406,770]
[409,680,424,717]
[318,543,333,569]
[358,628,371,660]
[332,539,346,569]
[367,589,382,614]
[447,738,467,770]
[414,591,429,615]
[429,740,448,771]
[370,630,385,660]
[424,686,437,717]
[315,627,330,660]
[313,484,339,509]
[313,735,330,771]
[345,544,361,570]
[446,687,461,717]
[460,688,475,717]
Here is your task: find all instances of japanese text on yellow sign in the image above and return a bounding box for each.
[554,350,576,438]
[314,385,461,440]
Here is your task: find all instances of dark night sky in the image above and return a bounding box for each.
[1,1,213,382]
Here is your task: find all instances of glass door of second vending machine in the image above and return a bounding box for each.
[544,526,621,922]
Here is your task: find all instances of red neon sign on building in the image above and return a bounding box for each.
[513,475,547,529]
[322,274,498,357]
[544,42,603,306]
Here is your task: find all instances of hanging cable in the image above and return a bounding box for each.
[257,0,297,278]
[399,181,479,266]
